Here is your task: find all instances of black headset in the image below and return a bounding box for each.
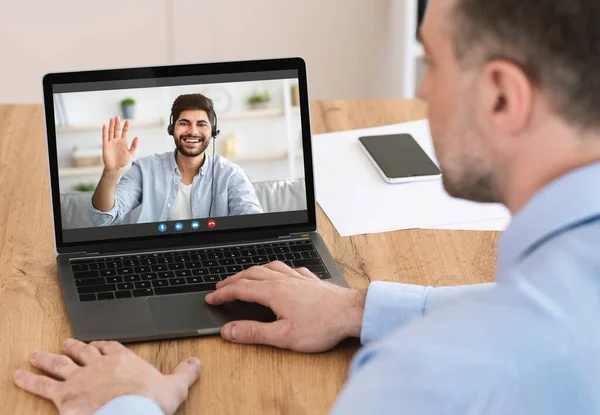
[167,108,220,218]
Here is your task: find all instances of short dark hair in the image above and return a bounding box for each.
[451,0,600,130]
[171,93,216,126]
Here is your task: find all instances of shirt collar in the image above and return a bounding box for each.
[170,149,212,177]
[497,160,600,279]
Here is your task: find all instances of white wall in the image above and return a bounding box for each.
[0,0,415,103]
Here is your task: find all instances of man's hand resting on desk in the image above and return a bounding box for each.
[13,338,200,415]
[205,261,366,353]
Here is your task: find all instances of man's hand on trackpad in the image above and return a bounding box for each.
[205,262,366,353]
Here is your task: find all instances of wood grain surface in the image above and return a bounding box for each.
[0,100,499,414]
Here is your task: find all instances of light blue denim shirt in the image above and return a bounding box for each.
[88,150,263,226]
[95,161,600,415]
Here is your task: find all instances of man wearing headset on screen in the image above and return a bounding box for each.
[88,93,263,226]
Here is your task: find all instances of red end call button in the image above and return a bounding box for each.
[208,219,216,229]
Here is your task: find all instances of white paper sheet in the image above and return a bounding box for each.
[313,120,511,236]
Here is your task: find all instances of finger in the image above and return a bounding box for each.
[128,136,139,155]
[294,267,320,280]
[168,357,201,392]
[263,261,305,278]
[62,338,101,365]
[221,319,293,349]
[114,116,121,139]
[121,119,129,140]
[90,340,128,356]
[13,370,60,402]
[102,124,108,143]
[108,117,115,141]
[29,350,79,380]
[215,265,281,290]
[205,279,272,306]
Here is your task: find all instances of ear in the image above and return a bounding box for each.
[475,60,534,136]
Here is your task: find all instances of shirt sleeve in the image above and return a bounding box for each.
[89,163,143,226]
[94,395,164,415]
[227,168,264,215]
[360,281,495,345]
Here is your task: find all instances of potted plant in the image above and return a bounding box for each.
[120,97,136,119]
[246,90,271,109]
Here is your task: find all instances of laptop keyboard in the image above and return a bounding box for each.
[71,239,330,302]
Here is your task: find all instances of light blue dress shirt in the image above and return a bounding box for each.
[94,161,600,415]
[88,150,263,226]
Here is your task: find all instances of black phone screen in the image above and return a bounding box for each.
[359,133,441,179]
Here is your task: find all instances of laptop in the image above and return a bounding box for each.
[42,57,348,343]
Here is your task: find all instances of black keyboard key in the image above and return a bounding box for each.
[99,269,116,277]
[224,251,240,258]
[256,248,274,255]
[132,288,154,297]
[219,258,235,266]
[152,264,169,272]
[170,278,186,286]
[152,280,169,287]
[268,254,286,262]
[208,252,224,259]
[208,267,225,274]
[72,263,89,272]
[79,294,96,302]
[135,281,151,289]
[124,259,140,267]
[304,265,326,273]
[241,249,257,257]
[117,282,134,290]
[254,256,269,263]
[115,291,133,299]
[191,254,208,261]
[285,253,303,260]
[157,257,173,264]
[106,261,123,268]
[292,259,321,267]
[168,263,185,270]
[75,277,106,287]
[185,262,202,269]
[134,266,151,273]
[192,268,209,276]
[154,283,217,296]
[175,270,192,277]
[173,255,191,262]
[226,265,243,274]
[315,272,331,280]
[97,292,115,300]
[124,275,141,282]
[73,270,100,279]
[141,258,157,265]
[301,251,319,259]
[116,267,134,275]
[203,275,220,283]
[236,257,251,265]
[88,263,106,270]
[202,260,219,267]
[106,276,123,284]
[77,284,116,294]
[141,273,158,281]
[297,239,311,245]
[274,246,290,254]
[158,271,175,279]
[186,276,203,284]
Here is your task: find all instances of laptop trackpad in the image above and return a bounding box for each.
[148,293,277,332]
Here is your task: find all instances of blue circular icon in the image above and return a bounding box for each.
[174,222,184,231]
[158,223,167,232]
[191,221,200,230]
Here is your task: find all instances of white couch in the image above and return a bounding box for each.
[60,178,306,229]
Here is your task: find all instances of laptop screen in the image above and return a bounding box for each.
[46,62,313,248]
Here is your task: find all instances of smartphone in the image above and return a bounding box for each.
[358,133,442,184]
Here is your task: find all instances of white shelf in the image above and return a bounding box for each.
[56,118,164,133]
[59,165,131,177]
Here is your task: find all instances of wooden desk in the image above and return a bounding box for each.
[0,100,499,414]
